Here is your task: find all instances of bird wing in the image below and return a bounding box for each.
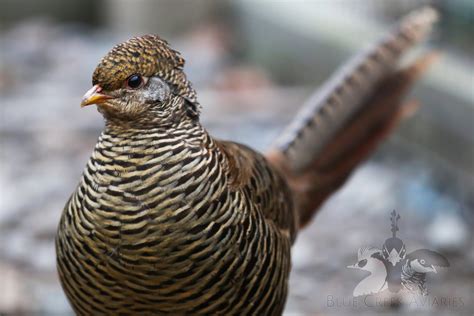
[217,140,298,244]
[266,7,438,227]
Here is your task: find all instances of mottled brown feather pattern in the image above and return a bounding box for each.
[56,7,437,316]
[272,7,438,174]
[57,120,294,314]
[93,34,198,105]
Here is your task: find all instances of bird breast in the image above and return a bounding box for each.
[67,126,235,270]
[57,125,292,314]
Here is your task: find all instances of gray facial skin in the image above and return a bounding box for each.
[141,76,171,104]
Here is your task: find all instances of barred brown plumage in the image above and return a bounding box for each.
[57,118,295,314]
[56,7,437,315]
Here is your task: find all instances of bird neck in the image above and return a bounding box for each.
[402,260,412,274]
[354,260,387,296]
[87,119,218,193]
[98,120,209,151]
[100,95,201,131]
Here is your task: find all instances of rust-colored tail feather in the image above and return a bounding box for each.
[267,7,439,228]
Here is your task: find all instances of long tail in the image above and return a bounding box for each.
[266,7,439,228]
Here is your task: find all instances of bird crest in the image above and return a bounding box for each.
[92,34,199,106]
[390,210,401,237]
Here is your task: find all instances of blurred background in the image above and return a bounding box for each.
[0,0,473,315]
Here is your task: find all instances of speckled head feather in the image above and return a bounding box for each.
[92,34,198,105]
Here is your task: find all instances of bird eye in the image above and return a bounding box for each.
[420,259,425,264]
[126,74,144,89]
[358,259,367,268]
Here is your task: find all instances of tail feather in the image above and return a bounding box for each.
[266,7,439,228]
[270,7,438,175]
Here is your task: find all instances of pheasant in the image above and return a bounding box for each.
[56,7,438,315]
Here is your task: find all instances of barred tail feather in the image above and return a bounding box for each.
[271,7,438,174]
[267,7,439,228]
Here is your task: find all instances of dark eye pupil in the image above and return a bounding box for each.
[127,75,142,89]
[358,259,367,267]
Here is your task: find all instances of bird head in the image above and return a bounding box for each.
[407,249,450,273]
[81,35,200,127]
[382,237,406,266]
[347,247,385,272]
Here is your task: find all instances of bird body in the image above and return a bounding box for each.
[401,249,450,295]
[57,121,296,314]
[56,7,438,315]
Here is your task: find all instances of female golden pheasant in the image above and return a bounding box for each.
[56,8,437,315]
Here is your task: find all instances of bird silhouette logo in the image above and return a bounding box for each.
[348,211,449,297]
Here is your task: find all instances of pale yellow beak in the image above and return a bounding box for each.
[81,85,114,107]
